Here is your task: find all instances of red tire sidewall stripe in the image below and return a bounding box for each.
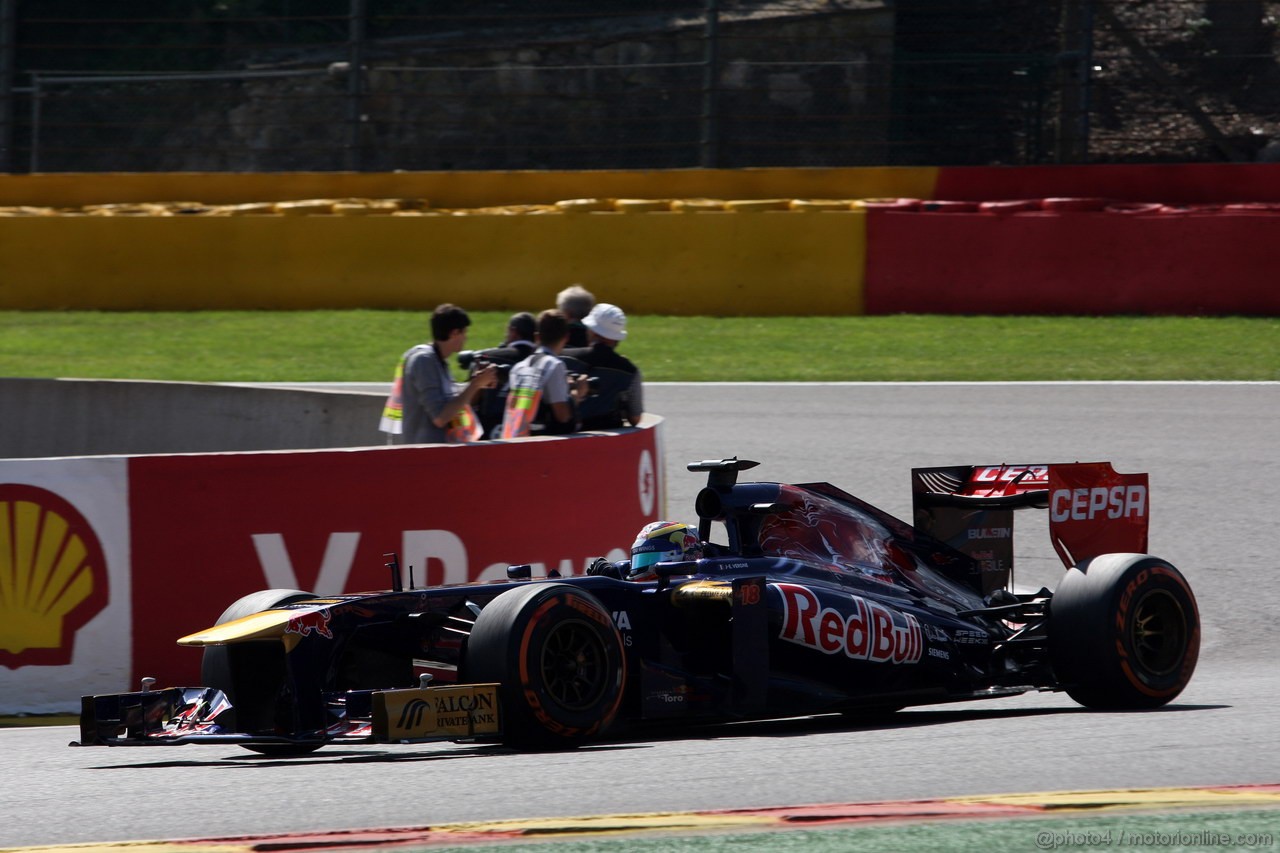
[515,592,626,738]
[1115,565,1199,698]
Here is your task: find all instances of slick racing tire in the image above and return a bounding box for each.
[465,583,626,750]
[1050,554,1199,710]
[201,588,320,756]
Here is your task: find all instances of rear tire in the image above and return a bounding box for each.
[201,588,321,755]
[464,583,626,750]
[1050,554,1199,709]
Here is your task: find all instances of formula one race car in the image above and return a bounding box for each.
[76,458,1200,755]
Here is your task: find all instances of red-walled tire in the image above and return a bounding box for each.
[1041,197,1108,212]
[978,199,1042,214]
[920,200,980,212]
[1105,202,1162,214]
[1050,554,1199,709]
[465,583,626,750]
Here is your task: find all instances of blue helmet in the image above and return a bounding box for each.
[629,521,702,580]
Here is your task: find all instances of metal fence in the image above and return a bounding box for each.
[1,0,1278,173]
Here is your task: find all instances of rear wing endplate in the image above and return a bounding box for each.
[913,462,1149,592]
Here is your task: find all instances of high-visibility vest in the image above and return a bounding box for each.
[500,352,553,439]
[380,352,481,443]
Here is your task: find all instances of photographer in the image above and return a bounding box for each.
[562,302,643,429]
[381,303,497,444]
[453,311,539,438]
[496,311,537,357]
[500,310,589,439]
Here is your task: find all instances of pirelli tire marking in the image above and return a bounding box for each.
[1050,554,1200,709]
[467,583,626,748]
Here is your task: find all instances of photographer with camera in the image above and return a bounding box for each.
[561,302,644,429]
[379,303,497,444]
[456,311,538,437]
[500,310,590,439]
[497,311,537,357]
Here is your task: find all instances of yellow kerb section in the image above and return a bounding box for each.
[949,786,1280,810]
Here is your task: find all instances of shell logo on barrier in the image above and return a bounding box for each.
[0,484,109,669]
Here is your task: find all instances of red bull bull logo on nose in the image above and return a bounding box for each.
[285,610,333,640]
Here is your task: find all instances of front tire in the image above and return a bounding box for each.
[464,583,626,750]
[1050,554,1199,709]
[201,588,321,756]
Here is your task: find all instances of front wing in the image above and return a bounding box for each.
[73,683,501,748]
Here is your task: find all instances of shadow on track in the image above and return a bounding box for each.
[87,702,1227,770]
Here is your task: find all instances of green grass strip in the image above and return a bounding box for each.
[1,311,1276,382]
[419,809,1280,852]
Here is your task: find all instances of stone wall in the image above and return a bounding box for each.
[41,5,893,172]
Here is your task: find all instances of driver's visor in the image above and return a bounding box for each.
[630,549,671,571]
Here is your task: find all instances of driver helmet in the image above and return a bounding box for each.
[629,521,702,580]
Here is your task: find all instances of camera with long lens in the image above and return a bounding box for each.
[457,348,512,379]
[567,372,600,395]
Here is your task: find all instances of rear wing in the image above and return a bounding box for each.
[912,462,1149,594]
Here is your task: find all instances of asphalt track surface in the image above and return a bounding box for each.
[4,383,1278,849]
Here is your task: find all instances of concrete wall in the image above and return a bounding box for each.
[0,378,386,458]
[5,164,1280,317]
[0,206,868,314]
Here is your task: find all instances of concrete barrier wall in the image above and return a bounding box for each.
[864,202,1280,316]
[0,208,867,315]
[0,416,664,712]
[5,163,1280,316]
[0,378,386,458]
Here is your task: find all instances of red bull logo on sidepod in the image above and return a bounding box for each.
[776,582,922,664]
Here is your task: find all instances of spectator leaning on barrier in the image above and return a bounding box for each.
[379,303,497,444]
[501,310,590,439]
[562,302,644,429]
[556,284,596,348]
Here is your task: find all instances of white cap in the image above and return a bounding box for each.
[583,303,628,341]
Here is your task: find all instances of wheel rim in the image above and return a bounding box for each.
[538,618,610,711]
[1129,588,1186,676]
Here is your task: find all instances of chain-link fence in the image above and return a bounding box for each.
[2,1,1278,173]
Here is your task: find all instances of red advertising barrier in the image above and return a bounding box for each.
[865,206,1280,315]
[127,430,661,687]
[934,163,1280,205]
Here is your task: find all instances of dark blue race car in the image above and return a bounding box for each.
[76,457,1200,755]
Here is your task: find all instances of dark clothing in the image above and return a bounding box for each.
[565,322,590,349]
[471,343,536,437]
[562,342,638,374]
[561,342,643,429]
